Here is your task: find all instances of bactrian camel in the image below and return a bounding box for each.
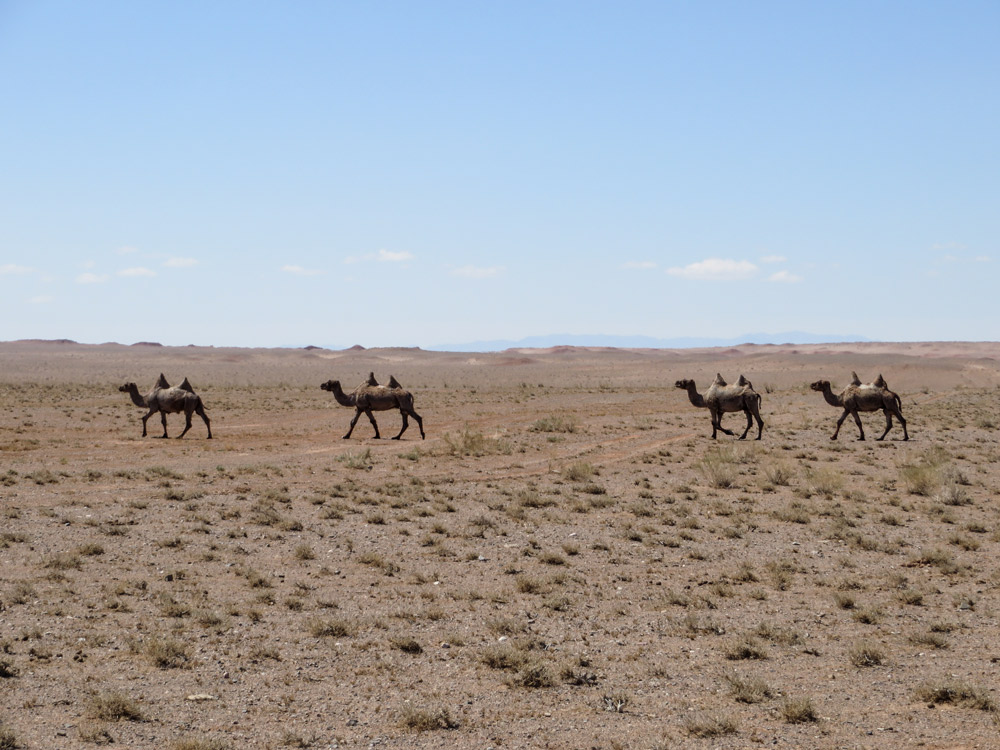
[810,374,907,441]
[321,374,424,440]
[675,374,764,440]
[119,373,212,439]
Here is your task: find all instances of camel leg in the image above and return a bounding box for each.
[411,409,425,439]
[747,402,764,440]
[159,411,169,438]
[343,408,363,439]
[364,408,381,439]
[897,410,908,441]
[876,410,893,441]
[832,410,849,440]
[198,405,212,439]
[177,411,193,439]
[851,410,865,441]
[711,409,734,439]
[141,409,154,437]
[738,409,753,440]
[393,411,409,440]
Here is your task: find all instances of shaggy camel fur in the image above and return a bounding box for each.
[321,376,424,440]
[120,374,212,439]
[810,375,907,441]
[675,373,764,440]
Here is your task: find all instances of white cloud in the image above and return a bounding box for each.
[932,241,965,251]
[345,249,415,264]
[76,272,109,284]
[118,267,156,277]
[117,245,139,255]
[164,257,198,268]
[0,264,33,275]
[760,254,786,264]
[622,261,657,270]
[767,270,803,283]
[666,258,758,281]
[29,295,53,304]
[451,265,504,279]
[974,255,991,263]
[282,265,324,276]
[377,249,413,263]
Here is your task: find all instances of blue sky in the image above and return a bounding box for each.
[1,1,997,347]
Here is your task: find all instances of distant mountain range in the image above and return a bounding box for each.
[426,332,870,353]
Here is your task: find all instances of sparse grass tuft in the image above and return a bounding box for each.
[849,641,885,668]
[683,713,738,738]
[531,415,578,433]
[443,427,512,456]
[725,672,773,704]
[89,692,145,722]
[400,705,459,731]
[915,682,996,712]
[781,697,819,723]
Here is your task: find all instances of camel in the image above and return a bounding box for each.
[119,373,212,439]
[321,376,424,440]
[810,375,907,441]
[675,373,764,440]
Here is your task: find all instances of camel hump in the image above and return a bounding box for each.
[873,374,887,389]
[737,374,752,387]
[178,377,194,392]
[388,375,402,389]
[850,371,861,386]
[155,373,170,389]
[365,372,379,387]
[713,373,727,386]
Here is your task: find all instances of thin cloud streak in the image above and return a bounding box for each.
[0,264,33,275]
[118,267,156,277]
[666,258,758,281]
[345,249,415,264]
[767,270,803,283]
[451,265,504,279]
[281,265,325,277]
[76,272,109,284]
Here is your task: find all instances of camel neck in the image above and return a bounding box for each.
[684,384,706,408]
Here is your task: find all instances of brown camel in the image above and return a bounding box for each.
[675,373,764,440]
[810,375,907,441]
[321,376,424,440]
[119,373,212,439]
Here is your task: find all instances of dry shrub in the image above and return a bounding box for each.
[400,705,459,731]
[915,682,996,712]
[781,697,818,723]
[531,415,578,433]
[698,449,737,489]
[443,427,512,457]
[725,672,773,704]
[684,712,738,738]
[89,692,145,722]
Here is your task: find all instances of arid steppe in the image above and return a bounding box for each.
[1,340,999,749]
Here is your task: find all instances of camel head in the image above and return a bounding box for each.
[674,379,695,390]
[320,380,340,393]
[119,383,136,393]
[809,380,830,392]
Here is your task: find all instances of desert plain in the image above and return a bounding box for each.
[1,339,999,750]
